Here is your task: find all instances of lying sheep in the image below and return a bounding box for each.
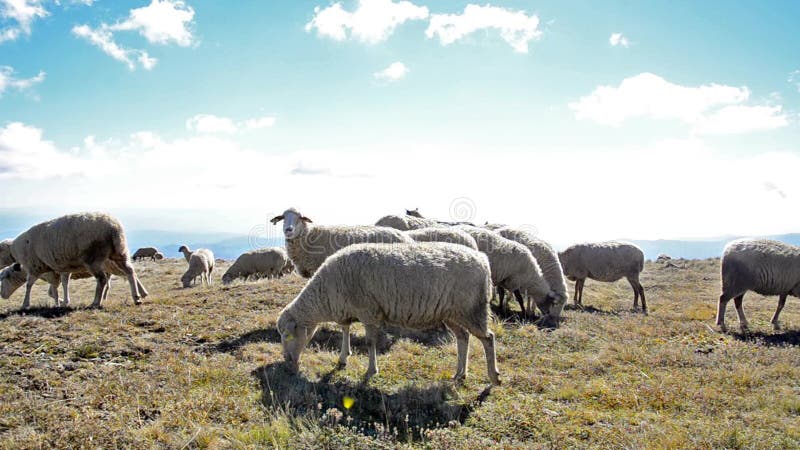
[404,227,478,250]
[0,239,12,266]
[0,265,113,306]
[181,248,214,288]
[496,227,569,312]
[271,207,414,278]
[277,242,500,385]
[132,247,161,261]
[717,238,800,332]
[375,214,438,231]
[222,247,291,284]
[558,241,646,313]
[457,225,563,323]
[5,213,147,309]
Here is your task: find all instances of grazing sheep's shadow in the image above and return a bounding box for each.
[0,306,76,320]
[253,361,493,441]
[214,325,452,354]
[730,329,800,347]
[562,304,621,317]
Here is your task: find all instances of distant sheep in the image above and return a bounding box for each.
[181,248,214,288]
[656,254,672,263]
[277,242,500,384]
[4,213,147,308]
[404,227,478,250]
[132,247,161,261]
[222,247,291,284]
[457,225,563,323]
[375,214,438,231]
[717,238,800,332]
[558,241,646,313]
[154,252,164,261]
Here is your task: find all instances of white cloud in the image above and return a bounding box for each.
[790,70,800,93]
[609,32,629,48]
[72,24,157,70]
[305,0,429,44]
[373,61,408,83]
[0,66,45,96]
[425,4,541,53]
[186,114,277,134]
[569,72,788,134]
[0,0,47,43]
[109,0,195,47]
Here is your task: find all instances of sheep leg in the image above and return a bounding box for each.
[477,331,500,386]
[627,276,640,310]
[102,275,111,301]
[22,273,36,309]
[716,293,733,332]
[338,323,351,366]
[576,278,585,306]
[116,259,146,303]
[47,283,59,305]
[512,289,527,318]
[771,294,788,330]
[733,294,748,332]
[61,273,71,307]
[90,271,109,308]
[497,287,506,314]
[446,322,470,384]
[572,280,580,305]
[638,282,647,315]
[363,324,381,381]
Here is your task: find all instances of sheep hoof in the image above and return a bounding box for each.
[336,359,348,368]
[772,322,781,331]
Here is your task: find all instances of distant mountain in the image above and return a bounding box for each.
[628,234,800,260]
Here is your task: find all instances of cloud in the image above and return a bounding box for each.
[109,0,195,47]
[305,0,429,44]
[425,4,541,53]
[0,0,47,43]
[790,70,800,93]
[373,61,408,83]
[0,66,45,96]
[609,32,629,48]
[72,24,157,70]
[186,114,277,134]
[763,182,787,199]
[569,72,788,134]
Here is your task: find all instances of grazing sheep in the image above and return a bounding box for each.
[456,225,562,322]
[277,242,500,385]
[0,265,114,306]
[375,214,438,231]
[181,249,214,288]
[717,238,800,332]
[178,245,193,262]
[496,227,569,313]
[222,247,291,284]
[271,207,414,278]
[404,227,478,250]
[132,247,161,261]
[6,213,147,309]
[153,252,164,261]
[0,239,12,266]
[558,241,646,313]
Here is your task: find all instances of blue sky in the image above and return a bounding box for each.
[1,0,799,242]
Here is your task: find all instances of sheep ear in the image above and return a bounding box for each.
[270,215,284,225]
[300,216,313,223]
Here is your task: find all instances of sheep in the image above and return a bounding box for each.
[222,247,291,284]
[375,214,438,231]
[717,238,800,332]
[656,254,672,263]
[0,239,12,266]
[181,248,214,288]
[5,213,147,309]
[277,242,500,385]
[456,225,563,323]
[404,227,478,250]
[271,207,414,278]
[558,241,646,313]
[495,227,569,313]
[132,247,161,261]
[153,252,164,261]
[0,264,114,306]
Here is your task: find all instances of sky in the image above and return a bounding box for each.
[1,0,799,243]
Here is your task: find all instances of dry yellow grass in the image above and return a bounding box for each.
[0,258,797,448]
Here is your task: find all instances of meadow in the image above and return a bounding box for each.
[0,258,797,449]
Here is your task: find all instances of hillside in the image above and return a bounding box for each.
[0,259,797,448]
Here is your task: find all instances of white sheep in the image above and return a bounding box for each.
[457,225,563,323]
[558,241,646,313]
[181,248,214,288]
[496,227,569,312]
[717,238,800,332]
[277,242,500,384]
[132,247,161,261]
[5,213,147,309]
[404,227,478,250]
[222,247,291,284]
[0,265,114,306]
[374,214,439,231]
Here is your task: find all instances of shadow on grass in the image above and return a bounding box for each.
[730,329,800,347]
[253,361,493,441]
[215,325,452,354]
[562,304,621,317]
[0,306,76,320]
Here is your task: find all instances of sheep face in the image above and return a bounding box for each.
[180,272,195,288]
[535,291,567,326]
[0,264,23,300]
[271,208,312,240]
[221,274,233,285]
[277,313,317,372]
[178,246,189,254]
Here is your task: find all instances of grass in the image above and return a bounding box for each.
[0,258,798,449]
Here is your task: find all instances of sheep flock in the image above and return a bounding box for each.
[0,207,797,387]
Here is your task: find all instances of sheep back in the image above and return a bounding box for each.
[375,215,439,231]
[559,241,644,282]
[222,247,289,283]
[721,238,800,297]
[404,228,478,250]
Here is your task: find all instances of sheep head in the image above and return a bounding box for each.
[0,263,24,300]
[271,208,312,240]
[277,311,316,372]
